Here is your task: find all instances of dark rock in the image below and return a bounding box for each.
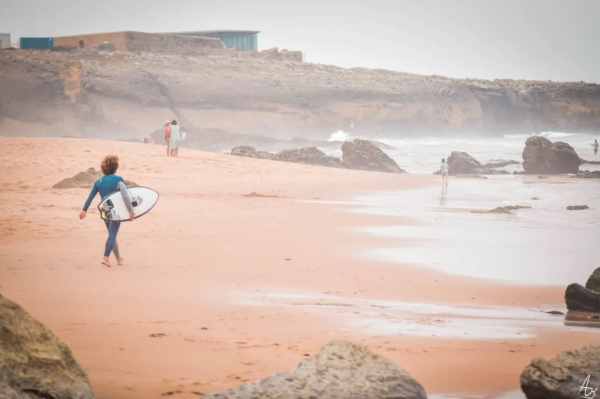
[585,268,600,293]
[580,158,600,165]
[447,151,482,174]
[472,205,531,214]
[0,293,96,399]
[543,310,564,315]
[567,205,589,210]
[231,146,257,157]
[481,160,521,168]
[520,343,600,399]
[341,139,405,173]
[575,171,600,179]
[565,283,600,313]
[522,136,580,174]
[203,340,426,399]
[272,147,342,168]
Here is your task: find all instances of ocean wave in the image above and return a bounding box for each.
[328,130,351,142]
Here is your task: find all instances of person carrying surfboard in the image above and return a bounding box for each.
[79,155,134,267]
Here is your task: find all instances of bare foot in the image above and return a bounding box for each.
[117,257,125,265]
[101,257,112,267]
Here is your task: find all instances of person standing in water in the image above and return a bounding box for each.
[79,155,134,267]
[169,119,181,157]
[593,139,599,156]
[440,158,449,185]
[163,120,171,156]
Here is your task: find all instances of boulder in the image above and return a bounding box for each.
[567,205,589,210]
[53,168,137,189]
[585,268,600,293]
[447,151,482,174]
[0,293,96,399]
[565,283,600,313]
[481,159,521,168]
[231,146,257,157]
[520,343,600,399]
[272,147,342,168]
[522,136,580,174]
[341,139,405,173]
[203,341,427,399]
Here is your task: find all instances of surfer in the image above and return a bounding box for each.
[79,155,134,267]
[169,119,181,157]
[440,158,449,185]
[163,120,171,156]
[593,139,599,155]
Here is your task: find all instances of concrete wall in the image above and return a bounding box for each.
[124,32,226,54]
[54,32,127,50]
[0,34,11,49]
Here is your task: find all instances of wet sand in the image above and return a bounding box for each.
[0,137,598,399]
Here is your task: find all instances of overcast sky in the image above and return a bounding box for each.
[2,0,599,82]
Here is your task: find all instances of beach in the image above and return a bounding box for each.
[0,137,598,399]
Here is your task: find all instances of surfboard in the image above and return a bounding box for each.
[98,186,159,222]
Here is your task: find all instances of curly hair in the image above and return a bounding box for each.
[100,155,119,175]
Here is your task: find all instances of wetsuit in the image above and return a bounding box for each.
[83,174,133,257]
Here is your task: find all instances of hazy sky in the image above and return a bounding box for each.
[2,0,599,82]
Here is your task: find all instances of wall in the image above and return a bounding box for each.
[53,32,127,50]
[0,34,11,49]
[124,32,226,55]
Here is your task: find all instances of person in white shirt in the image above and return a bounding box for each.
[440,158,449,185]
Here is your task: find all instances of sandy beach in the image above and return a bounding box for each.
[0,137,598,399]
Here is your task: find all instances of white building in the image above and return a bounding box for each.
[0,34,11,49]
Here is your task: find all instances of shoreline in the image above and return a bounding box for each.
[1,137,598,399]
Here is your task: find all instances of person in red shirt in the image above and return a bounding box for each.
[163,120,171,156]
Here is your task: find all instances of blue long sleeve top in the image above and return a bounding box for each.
[82,174,125,212]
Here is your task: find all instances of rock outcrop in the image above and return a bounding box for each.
[447,151,482,174]
[341,139,405,173]
[481,159,521,168]
[522,136,581,174]
[472,205,531,214]
[586,268,600,293]
[520,343,600,399]
[203,340,427,399]
[53,168,137,189]
[567,205,590,210]
[0,293,96,399]
[565,283,600,313]
[574,170,600,179]
[231,141,404,173]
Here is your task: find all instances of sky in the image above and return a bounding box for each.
[2,0,599,83]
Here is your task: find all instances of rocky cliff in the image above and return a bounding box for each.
[1,48,600,142]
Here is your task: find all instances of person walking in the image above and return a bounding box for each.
[163,120,171,156]
[79,155,134,267]
[169,119,181,157]
[592,139,599,156]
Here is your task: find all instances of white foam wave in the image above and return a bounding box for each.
[328,130,351,142]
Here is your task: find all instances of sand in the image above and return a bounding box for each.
[0,137,598,399]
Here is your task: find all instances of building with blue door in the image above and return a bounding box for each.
[20,37,54,49]
[170,30,259,51]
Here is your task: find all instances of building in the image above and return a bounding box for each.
[0,33,11,49]
[170,30,259,51]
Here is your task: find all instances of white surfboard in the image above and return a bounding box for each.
[98,186,159,222]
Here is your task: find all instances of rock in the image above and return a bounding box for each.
[203,341,426,399]
[574,171,600,179]
[472,205,531,214]
[272,147,342,168]
[520,343,600,399]
[580,158,600,165]
[0,293,96,399]
[231,146,257,157]
[481,159,521,168]
[522,136,580,174]
[341,139,405,173]
[447,151,482,174]
[53,168,137,189]
[567,205,589,210]
[585,268,600,293]
[565,283,600,313]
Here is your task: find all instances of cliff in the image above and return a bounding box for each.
[1,48,599,142]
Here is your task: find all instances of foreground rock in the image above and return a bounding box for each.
[231,141,405,173]
[586,268,600,293]
[565,283,600,313]
[341,139,405,173]
[53,168,137,189]
[0,293,96,399]
[522,136,580,174]
[567,205,589,210]
[520,343,600,399]
[204,341,427,399]
[472,205,531,214]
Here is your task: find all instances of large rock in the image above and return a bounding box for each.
[522,136,580,174]
[565,283,600,313]
[204,341,427,399]
[272,147,342,168]
[447,151,482,174]
[341,139,405,173]
[0,293,96,399]
[520,343,600,399]
[586,268,600,293]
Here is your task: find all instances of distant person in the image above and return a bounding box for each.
[181,131,186,141]
[440,158,449,185]
[593,139,599,155]
[79,155,134,267]
[169,119,181,157]
[163,120,171,156]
